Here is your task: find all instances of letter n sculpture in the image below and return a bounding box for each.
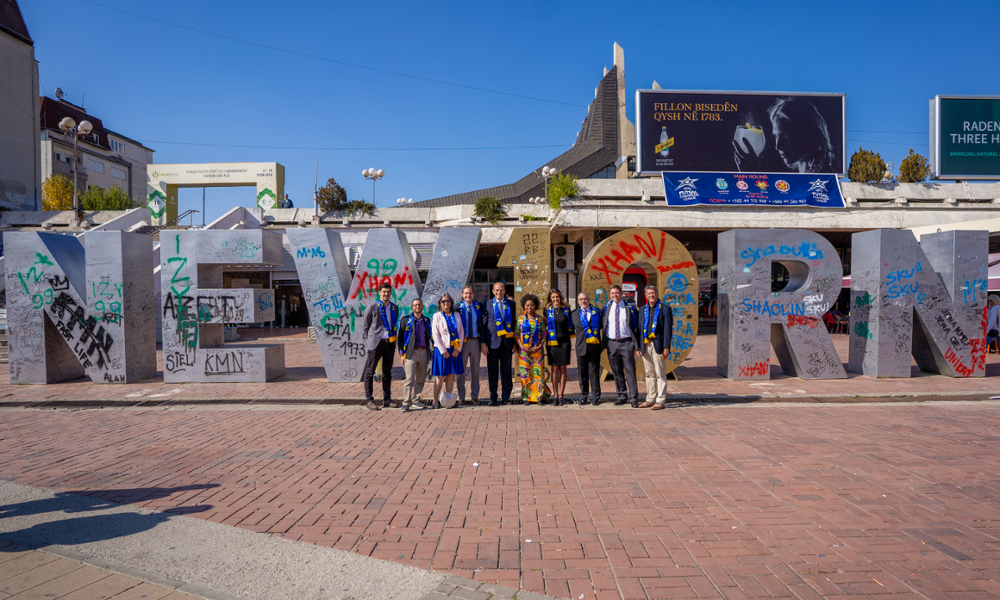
[848,229,988,377]
[717,229,846,380]
[5,231,156,383]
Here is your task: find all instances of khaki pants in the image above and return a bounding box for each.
[642,341,667,404]
[403,348,428,406]
[457,338,481,401]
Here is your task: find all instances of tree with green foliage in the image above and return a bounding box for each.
[316,177,376,216]
[898,148,931,183]
[546,171,580,209]
[79,184,136,211]
[473,196,507,224]
[847,146,887,184]
[42,174,74,210]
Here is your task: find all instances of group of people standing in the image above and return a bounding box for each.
[361,280,675,412]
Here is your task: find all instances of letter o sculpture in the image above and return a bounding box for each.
[580,228,699,379]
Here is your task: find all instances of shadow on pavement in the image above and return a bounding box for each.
[0,484,216,551]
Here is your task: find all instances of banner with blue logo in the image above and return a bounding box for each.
[661,172,845,208]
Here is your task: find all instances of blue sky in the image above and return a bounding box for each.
[21,0,1000,222]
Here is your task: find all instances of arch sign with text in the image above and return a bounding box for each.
[146,163,285,225]
[2,226,989,386]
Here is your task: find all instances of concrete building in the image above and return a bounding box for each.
[39,96,154,203]
[0,0,41,209]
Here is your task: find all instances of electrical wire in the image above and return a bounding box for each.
[77,0,587,109]
[138,140,573,151]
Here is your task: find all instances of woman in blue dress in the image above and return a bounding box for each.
[431,292,465,408]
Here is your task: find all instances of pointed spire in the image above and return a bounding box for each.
[652,80,662,90]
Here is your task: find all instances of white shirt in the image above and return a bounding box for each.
[988,304,1000,335]
[604,301,631,340]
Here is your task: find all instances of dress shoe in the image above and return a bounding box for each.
[590,399,599,406]
[554,398,563,407]
[366,401,380,411]
[487,400,497,407]
[651,403,666,411]
[613,399,628,406]
[401,404,410,412]
[383,401,393,408]
[630,402,639,408]
[639,401,656,408]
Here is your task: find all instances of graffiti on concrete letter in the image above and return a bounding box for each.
[580,228,699,378]
[5,231,156,384]
[717,229,845,380]
[160,230,283,383]
[848,229,988,378]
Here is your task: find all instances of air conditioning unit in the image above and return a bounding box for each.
[553,244,575,273]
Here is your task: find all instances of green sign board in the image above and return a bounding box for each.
[932,96,1000,179]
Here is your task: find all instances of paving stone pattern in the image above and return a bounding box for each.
[0,540,197,600]
[0,333,999,406]
[2,401,1000,599]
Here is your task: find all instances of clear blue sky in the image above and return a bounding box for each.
[21,0,1000,222]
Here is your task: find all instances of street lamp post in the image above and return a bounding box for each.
[362,168,385,206]
[541,165,556,199]
[58,116,93,215]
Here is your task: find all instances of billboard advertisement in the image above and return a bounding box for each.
[930,96,1000,180]
[636,90,846,176]
[662,172,845,208]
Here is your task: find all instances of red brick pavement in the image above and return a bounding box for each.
[1,332,999,404]
[2,402,1000,599]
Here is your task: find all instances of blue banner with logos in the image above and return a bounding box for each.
[661,172,845,208]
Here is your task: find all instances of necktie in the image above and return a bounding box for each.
[466,305,472,338]
[615,304,621,339]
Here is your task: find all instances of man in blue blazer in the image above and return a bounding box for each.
[482,281,516,406]
[601,284,641,407]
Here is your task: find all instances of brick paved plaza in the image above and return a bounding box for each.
[3,398,1000,599]
[3,332,1000,599]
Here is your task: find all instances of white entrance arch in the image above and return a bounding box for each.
[146,163,285,224]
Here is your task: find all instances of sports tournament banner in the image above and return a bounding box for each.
[662,172,845,208]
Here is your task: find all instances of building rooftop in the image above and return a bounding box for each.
[0,0,31,45]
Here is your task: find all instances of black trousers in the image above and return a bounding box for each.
[607,338,638,402]
[577,343,603,402]
[486,344,514,403]
[363,339,394,404]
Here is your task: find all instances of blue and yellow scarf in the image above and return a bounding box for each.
[399,314,429,359]
[579,305,601,344]
[643,301,662,343]
[378,300,398,342]
[518,314,542,348]
[546,306,575,346]
[493,298,513,338]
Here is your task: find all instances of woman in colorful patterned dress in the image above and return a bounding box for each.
[516,294,550,405]
[431,293,464,408]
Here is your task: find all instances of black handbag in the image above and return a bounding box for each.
[989,329,999,338]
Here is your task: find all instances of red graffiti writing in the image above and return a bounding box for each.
[944,346,978,377]
[787,314,820,328]
[590,230,669,285]
[656,260,696,274]
[350,266,415,300]
[738,360,769,377]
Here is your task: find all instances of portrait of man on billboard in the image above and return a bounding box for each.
[733,97,838,174]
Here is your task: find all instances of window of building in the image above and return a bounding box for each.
[87,159,104,174]
[589,164,617,179]
[110,140,126,154]
[111,167,127,180]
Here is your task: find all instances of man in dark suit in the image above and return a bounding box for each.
[482,281,516,406]
[572,291,603,405]
[638,285,673,410]
[362,283,398,411]
[601,284,641,407]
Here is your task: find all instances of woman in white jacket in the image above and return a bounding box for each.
[431,293,464,408]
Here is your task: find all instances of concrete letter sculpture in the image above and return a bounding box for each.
[579,228,699,379]
[848,229,988,378]
[5,231,156,384]
[160,230,283,383]
[717,229,846,380]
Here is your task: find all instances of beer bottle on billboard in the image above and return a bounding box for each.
[659,126,669,157]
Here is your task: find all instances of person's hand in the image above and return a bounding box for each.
[733,138,761,172]
[662,350,670,360]
[452,349,461,358]
[481,344,488,357]
[636,350,642,357]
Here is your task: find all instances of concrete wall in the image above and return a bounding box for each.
[0,31,40,209]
